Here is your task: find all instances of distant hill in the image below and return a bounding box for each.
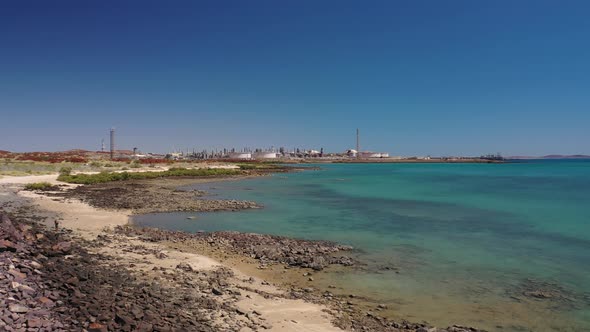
[509,155,590,159]
[62,149,91,154]
[543,154,590,159]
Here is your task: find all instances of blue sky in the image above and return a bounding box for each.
[1,1,589,156]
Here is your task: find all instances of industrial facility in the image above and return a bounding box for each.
[162,128,389,161]
[98,128,390,161]
[349,129,390,159]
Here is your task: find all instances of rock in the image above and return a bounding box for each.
[51,241,72,254]
[26,318,42,328]
[307,256,327,271]
[18,284,36,293]
[115,312,134,326]
[416,328,435,332]
[8,304,29,313]
[38,297,54,307]
[524,290,552,299]
[8,269,27,280]
[137,322,154,331]
[0,239,17,252]
[176,263,193,272]
[155,251,168,259]
[30,261,42,269]
[212,287,223,295]
[130,306,144,319]
[88,322,108,332]
[1,214,24,241]
[65,276,79,286]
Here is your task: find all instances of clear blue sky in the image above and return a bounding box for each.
[1,1,589,156]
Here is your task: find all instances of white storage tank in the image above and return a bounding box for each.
[228,152,252,159]
[253,151,278,159]
[359,151,389,158]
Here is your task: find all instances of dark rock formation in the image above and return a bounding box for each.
[114,225,356,271]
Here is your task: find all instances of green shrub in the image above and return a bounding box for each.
[59,166,72,176]
[89,161,101,167]
[24,182,53,190]
[237,164,257,170]
[236,162,285,170]
[57,168,241,184]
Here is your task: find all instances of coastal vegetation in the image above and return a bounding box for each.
[0,159,128,176]
[236,162,287,170]
[23,182,54,190]
[57,167,241,184]
[59,166,72,176]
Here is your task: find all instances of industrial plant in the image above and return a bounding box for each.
[97,128,395,162]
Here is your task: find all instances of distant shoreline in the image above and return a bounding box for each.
[300,158,504,164]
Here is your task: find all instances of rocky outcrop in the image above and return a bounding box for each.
[114,225,356,271]
[45,181,260,214]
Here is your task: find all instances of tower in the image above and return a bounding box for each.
[101,139,105,152]
[110,128,115,160]
[356,128,360,159]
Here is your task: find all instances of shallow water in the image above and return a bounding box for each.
[134,161,590,331]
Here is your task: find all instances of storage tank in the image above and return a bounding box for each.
[359,151,389,158]
[228,152,252,159]
[253,151,278,159]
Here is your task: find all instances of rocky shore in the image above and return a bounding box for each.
[43,178,260,214]
[0,209,483,332]
[0,211,276,331]
[115,226,356,271]
[1,173,486,332]
[110,225,485,332]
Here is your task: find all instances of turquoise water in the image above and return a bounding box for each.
[134,161,590,331]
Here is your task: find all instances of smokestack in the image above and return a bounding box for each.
[356,128,360,159]
[110,128,115,160]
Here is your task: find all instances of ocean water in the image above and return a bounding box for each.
[134,161,590,331]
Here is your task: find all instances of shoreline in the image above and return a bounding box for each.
[1,173,349,331]
[0,172,483,332]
